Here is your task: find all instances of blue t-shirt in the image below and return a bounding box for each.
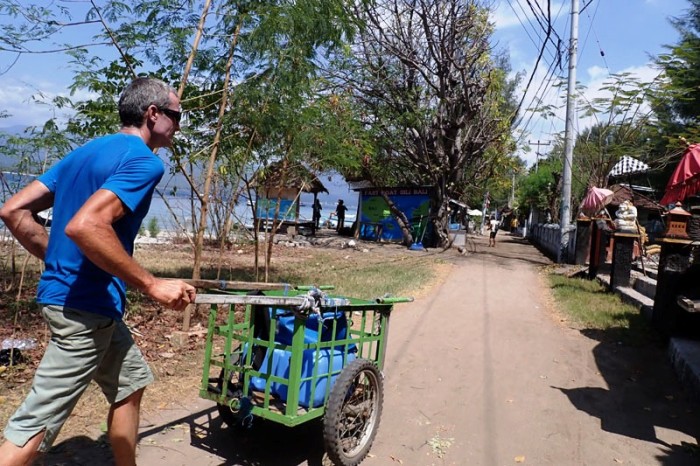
[36,133,165,319]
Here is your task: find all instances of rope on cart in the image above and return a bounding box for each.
[295,287,324,318]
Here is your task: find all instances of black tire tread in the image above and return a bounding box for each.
[323,358,384,466]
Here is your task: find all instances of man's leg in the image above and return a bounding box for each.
[108,388,144,466]
[2,307,115,466]
[0,432,44,466]
[94,320,153,466]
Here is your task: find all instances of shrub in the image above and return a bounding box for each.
[147,217,160,238]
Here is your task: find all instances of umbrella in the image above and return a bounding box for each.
[608,155,650,178]
[580,186,614,217]
[466,209,483,216]
[660,144,700,206]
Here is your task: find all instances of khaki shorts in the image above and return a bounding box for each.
[3,305,154,452]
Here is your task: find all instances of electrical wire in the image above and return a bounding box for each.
[509,1,567,128]
[583,0,610,74]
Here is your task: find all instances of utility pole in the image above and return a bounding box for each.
[525,140,550,237]
[559,0,579,262]
[528,140,550,172]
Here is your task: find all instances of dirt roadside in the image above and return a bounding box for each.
[9,232,700,465]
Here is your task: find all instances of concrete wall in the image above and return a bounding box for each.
[529,223,577,263]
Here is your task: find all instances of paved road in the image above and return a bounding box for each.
[364,233,700,466]
[44,232,700,465]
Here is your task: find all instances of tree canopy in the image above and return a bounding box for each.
[327,0,520,246]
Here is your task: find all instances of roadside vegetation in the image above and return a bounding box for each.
[547,273,660,347]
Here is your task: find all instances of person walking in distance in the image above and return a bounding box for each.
[0,77,196,466]
[488,215,500,247]
[335,199,348,232]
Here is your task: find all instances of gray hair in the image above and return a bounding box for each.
[118,77,176,127]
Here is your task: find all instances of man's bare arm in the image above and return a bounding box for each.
[0,180,54,260]
[65,189,195,310]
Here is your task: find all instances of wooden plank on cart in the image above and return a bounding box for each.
[195,294,306,306]
[184,279,291,291]
[677,295,700,313]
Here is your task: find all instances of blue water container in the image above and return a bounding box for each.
[274,348,356,408]
[273,309,348,345]
[248,347,356,408]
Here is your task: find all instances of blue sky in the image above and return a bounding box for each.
[491,0,690,165]
[0,0,692,167]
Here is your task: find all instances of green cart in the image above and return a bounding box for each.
[195,283,412,465]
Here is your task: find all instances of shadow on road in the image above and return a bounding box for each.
[139,406,328,466]
[41,435,114,465]
[40,406,329,465]
[555,328,700,466]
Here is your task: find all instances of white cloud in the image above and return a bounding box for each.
[586,65,607,81]
[491,1,566,30]
[491,2,528,30]
[513,60,663,167]
[0,77,95,128]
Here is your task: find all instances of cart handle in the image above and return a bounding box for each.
[375,296,414,304]
[182,279,335,292]
[194,294,307,306]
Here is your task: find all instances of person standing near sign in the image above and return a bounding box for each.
[0,77,196,466]
[335,199,348,232]
[312,198,322,230]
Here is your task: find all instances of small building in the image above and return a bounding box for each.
[351,185,435,246]
[252,160,327,233]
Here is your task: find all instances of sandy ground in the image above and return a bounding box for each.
[34,232,700,465]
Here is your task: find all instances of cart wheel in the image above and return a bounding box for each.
[323,359,383,466]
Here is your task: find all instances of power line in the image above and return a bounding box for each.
[514,55,565,143]
[582,1,610,73]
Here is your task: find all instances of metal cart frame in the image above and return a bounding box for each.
[196,285,410,465]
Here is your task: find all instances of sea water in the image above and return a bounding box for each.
[145,192,356,233]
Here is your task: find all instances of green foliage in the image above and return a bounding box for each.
[517,156,563,220]
[147,217,160,238]
[654,0,700,137]
[573,73,658,189]
[646,0,700,190]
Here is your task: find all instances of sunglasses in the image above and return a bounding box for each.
[158,107,182,124]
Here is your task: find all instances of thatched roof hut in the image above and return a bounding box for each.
[252,160,328,195]
[252,161,327,227]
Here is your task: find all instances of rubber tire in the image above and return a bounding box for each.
[323,359,384,466]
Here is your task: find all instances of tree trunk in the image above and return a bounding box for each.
[185,20,241,331]
[431,185,452,249]
[380,192,413,246]
[171,0,213,332]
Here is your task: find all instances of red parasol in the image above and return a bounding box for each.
[660,144,700,206]
[580,187,614,217]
